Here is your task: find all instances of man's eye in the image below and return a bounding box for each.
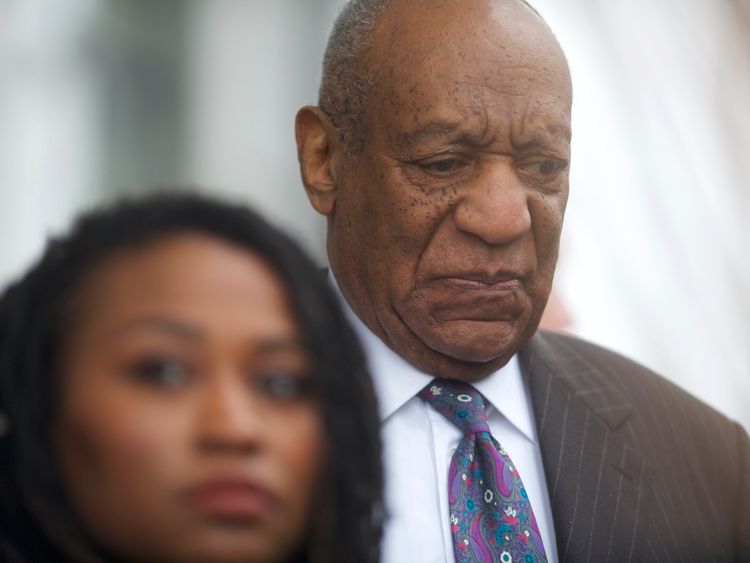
[127,358,191,388]
[419,158,467,176]
[522,158,568,178]
[258,372,312,401]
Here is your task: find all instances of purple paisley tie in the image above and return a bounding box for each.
[419,379,548,563]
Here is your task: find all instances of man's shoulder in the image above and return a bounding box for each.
[519,336,749,559]
[519,329,664,391]
[521,329,649,374]
[521,330,749,559]
[520,329,740,431]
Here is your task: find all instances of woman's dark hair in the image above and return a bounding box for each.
[0,191,383,563]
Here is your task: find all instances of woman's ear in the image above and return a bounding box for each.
[295,106,341,216]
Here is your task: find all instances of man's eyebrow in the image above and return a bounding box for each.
[396,120,572,149]
[108,316,203,341]
[395,120,482,147]
[514,124,572,151]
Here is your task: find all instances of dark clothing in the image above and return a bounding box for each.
[521,331,750,562]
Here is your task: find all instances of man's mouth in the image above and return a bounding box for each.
[429,270,525,292]
[409,272,529,322]
[438,277,522,292]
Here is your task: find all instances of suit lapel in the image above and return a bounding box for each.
[520,332,654,562]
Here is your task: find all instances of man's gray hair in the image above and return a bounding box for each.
[319,0,393,157]
[319,0,541,157]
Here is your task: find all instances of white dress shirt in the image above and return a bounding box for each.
[329,274,558,563]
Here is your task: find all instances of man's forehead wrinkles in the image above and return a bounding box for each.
[388,104,488,144]
[387,68,560,104]
[395,123,464,147]
[389,112,568,153]
[542,122,572,143]
[512,104,571,148]
[513,131,571,153]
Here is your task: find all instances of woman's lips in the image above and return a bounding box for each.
[184,478,278,521]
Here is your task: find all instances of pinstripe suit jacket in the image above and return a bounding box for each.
[519,331,750,562]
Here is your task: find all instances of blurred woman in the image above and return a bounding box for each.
[0,193,382,563]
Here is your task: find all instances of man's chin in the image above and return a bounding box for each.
[432,330,520,361]
[402,318,535,380]
[408,346,512,382]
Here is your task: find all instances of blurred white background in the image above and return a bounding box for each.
[1,0,748,430]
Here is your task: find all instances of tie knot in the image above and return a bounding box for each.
[418,379,490,435]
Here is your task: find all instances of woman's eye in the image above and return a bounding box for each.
[258,372,312,401]
[127,358,191,388]
[419,157,467,176]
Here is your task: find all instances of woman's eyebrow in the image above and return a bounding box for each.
[253,338,307,356]
[106,319,307,355]
[107,316,203,341]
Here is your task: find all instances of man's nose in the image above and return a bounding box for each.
[196,374,260,454]
[453,160,531,245]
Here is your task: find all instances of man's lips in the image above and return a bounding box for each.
[415,273,527,321]
[184,477,278,521]
[439,277,522,291]
[431,273,524,292]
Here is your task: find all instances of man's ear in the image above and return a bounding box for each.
[295,106,341,216]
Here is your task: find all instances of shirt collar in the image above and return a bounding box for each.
[328,272,537,443]
[473,355,537,443]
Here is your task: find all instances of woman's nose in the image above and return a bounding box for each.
[195,372,261,454]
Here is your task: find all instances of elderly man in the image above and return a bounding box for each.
[295,1,750,561]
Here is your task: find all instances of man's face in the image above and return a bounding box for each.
[325,0,572,380]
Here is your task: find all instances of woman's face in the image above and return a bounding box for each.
[54,233,323,563]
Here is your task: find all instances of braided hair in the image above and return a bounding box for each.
[0,191,383,563]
